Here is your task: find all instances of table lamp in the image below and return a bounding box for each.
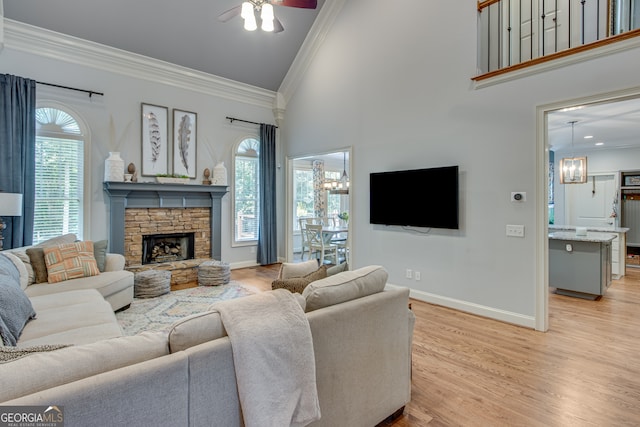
[0,193,23,251]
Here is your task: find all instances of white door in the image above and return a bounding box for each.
[564,174,617,228]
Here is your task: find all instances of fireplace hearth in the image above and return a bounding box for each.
[142,233,195,265]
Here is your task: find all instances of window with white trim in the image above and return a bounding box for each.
[233,138,260,244]
[33,107,84,244]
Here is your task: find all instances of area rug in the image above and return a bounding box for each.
[116,282,254,336]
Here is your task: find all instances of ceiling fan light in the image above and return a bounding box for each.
[244,16,258,31]
[241,2,254,19]
[261,3,274,20]
[262,20,274,32]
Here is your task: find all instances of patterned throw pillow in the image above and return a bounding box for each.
[271,265,328,294]
[43,241,100,284]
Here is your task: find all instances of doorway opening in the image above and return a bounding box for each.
[287,149,351,264]
[539,89,640,330]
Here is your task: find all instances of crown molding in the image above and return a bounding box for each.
[278,0,347,105]
[3,19,277,109]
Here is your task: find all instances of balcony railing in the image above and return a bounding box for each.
[475,0,640,80]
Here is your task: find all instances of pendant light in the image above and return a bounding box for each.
[559,120,587,184]
[324,152,349,195]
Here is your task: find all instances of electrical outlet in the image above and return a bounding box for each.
[506,224,525,237]
[250,246,256,253]
[405,269,412,279]
[415,271,421,281]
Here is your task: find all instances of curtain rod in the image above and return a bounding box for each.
[36,81,104,98]
[225,116,278,128]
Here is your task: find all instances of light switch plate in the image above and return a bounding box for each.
[506,224,525,237]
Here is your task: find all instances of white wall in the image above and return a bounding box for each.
[553,146,640,225]
[281,0,640,324]
[0,25,276,267]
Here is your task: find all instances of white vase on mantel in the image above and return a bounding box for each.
[212,162,228,185]
[104,152,125,182]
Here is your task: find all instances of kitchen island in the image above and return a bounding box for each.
[548,231,616,299]
[549,225,628,278]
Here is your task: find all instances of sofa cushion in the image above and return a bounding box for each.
[0,331,168,402]
[302,265,388,312]
[168,293,306,353]
[19,289,122,346]
[0,254,37,346]
[271,265,327,294]
[277,259,318,280]
[44,241,100,284]
[35,233,78,248]
[24,270,133,301]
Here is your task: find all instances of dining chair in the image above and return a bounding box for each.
[298,218,311,260]
[304,224,339,265]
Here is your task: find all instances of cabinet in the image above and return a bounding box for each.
[620,170,640,266]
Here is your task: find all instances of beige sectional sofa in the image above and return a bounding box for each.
[6,234,134,312]
[0,265,415,427]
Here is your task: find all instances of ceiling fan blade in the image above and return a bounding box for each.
[273,17,285,33]
[270,0,317,9]
[218,5,242,22]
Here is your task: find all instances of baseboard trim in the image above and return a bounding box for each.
[386,283,536,329]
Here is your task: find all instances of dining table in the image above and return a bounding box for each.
[320,226,348,250]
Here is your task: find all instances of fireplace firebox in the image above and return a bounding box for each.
[142,233,195,264]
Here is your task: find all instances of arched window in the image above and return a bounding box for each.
[33,107,86,243]
[233,137,260,245]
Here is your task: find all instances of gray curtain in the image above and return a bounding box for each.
[257,123,277,265]
[0,74,36,249]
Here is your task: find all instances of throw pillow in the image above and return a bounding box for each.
[327,262,349,276]
[7,250,35,286]
[302,265,388,312]
[43,241,100,284]
[2,252,29,290]
[277,259,319,280]
[92,240,109,272]
[0,254,37,346]
[26,248,48,284]
[0,344,71,363]
[272,265,328,294]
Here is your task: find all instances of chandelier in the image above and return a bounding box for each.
[324,153,349,195]
[559,120,587,184]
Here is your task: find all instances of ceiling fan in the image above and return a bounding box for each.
[218,0,318,33]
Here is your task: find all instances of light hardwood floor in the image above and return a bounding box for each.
[231,265,640,426]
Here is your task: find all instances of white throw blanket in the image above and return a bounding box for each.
[212,289,321,427]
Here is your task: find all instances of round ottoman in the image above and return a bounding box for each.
[198,260,231,286]
[134,269,171,298]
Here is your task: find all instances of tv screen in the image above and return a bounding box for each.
[369,165,459,229]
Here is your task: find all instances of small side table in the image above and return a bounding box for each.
[134,270,171,298]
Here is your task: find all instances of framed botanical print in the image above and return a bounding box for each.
[141,103,169,176]
[173,109,197,178]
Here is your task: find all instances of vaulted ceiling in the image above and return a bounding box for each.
[3,0,326,92]
[4,1,640,150]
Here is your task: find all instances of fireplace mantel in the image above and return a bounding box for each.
[103,182,228,259]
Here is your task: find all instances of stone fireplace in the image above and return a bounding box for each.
[103,182,228,287]
[123,207,209,267]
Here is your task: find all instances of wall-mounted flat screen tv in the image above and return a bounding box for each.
[369,165,459,229]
